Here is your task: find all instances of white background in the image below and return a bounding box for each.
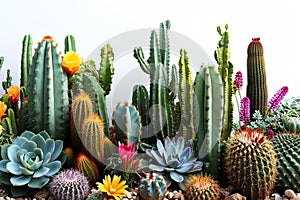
[0,0,299,102]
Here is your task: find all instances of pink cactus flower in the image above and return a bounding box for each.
[119,142,139,170]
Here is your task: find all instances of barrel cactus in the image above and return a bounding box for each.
[225,129,277,199]
[185,175,220,200]
[0,131,66,197]
[271,134,300,192]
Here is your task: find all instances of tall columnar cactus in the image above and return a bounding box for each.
[178,49,195,141]
[27,36,69,140]
[194,65,224,179]
[80,114,106,162]
[134,20,176,140]
[246,38,268,118]
[20,34,33,89]
[225,130,277,199]
[111,102,141,148]
[215,24,234,141]
[73,60,110,136]
[271,134,300,192]
[99,44,114,96]
[64,34,76,53]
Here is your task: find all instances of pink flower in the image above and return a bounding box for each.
[268,86,288,111]
[240,97,250,123]
[119,142,139,171]
[234,71,243,90]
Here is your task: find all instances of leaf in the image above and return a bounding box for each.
[10,186,29,197]
[50,140,63,162]
[28,176,50,188]
[0,160,10,173]
[7,145,21,164]
[149,164,165,172]
[45,161,61,176]
[10,175,31,186]
[7,162,23,175]
[170,171,184,182]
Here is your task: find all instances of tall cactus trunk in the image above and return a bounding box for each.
[246,38,268,118]
[28,36,69,140]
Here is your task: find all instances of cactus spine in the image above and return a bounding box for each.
[194,66,224,179]
[225,130,277,199]
[76,152,100,184]
[215,24,234,141]
[246,38,268,118]
[64,35,76,53]
[27,36,69,140]
[178,49,195,141]
[99,44,114,96]
[139,172,168,200]
[271,134,300,192]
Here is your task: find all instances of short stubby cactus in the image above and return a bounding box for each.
[139,172,169,200]
[0,131,66,197]
[49,168,90,200]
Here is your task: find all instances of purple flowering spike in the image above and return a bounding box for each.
[268,86,289,110]
[234,71,243,89]
[240,97,250,123]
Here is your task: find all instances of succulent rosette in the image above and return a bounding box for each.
[0,131,66,196]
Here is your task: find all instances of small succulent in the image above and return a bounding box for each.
[145,136,202,188]
[0,130,66,197]
[49,168,90,200]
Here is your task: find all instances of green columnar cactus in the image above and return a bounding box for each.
[71,92,93,151]
[80,114,106,162]
[73,60,110,136]
[178,49,195,141]
[139,172,169,200]
[20,34,33,89]
[2,69,12,92]
[27,36,69,140]
[271,134,300,192]
[111,102,141,148]
[194,65,224,179]
[76,152,100,184]
[1,108,18,135]
[64,35,76,53]
[99,44,114,96]
[134,20,176,140]
[215,24,234,141]
[225,130,277,199]
[246,38,268,118]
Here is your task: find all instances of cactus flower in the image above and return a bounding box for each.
[240,97,251,123]
[7,86,20,104]
[0,102,7,123]
[268,86,289,111]
[61,51,82,76]
[234,71,243,89]
[119,142,139,171]
[96,175,128,200]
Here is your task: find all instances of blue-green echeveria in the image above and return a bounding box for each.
[0,130,66,196]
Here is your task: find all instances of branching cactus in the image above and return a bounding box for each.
[214,24,234,141]
[99,44,114,96]
[246,38,268,118]
[194,65,224,179]
[27,36,69,140]
[64,34,76,53]
[111,102,141,148]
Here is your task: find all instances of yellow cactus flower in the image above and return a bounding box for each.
[7,85,20,104]
[96,175,128,200]
[61,51,82,76]
[0,102,7,124]
[0,125,3,136]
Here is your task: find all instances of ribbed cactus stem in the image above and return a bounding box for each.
[64,35,76,53]
[20,34,32,88]
[1,108,18,135]
[28,36,69,140]
[194,66,224,179]
[178,49,195,141]
[76,152,100,184]
[246,38,268,118]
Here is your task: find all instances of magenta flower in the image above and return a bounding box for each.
[240,97,250,123]
[268,86,288,111]
[119,142,139,171]
[234,71,243,89]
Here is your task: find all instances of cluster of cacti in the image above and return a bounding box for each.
[27,36,69,140]
[225,130,277,199]
[184,175,221,200]
[271,134,300,192]
[246,38,268,118]
[138,172,169,200]
[49,169,90,200]
[194,65,224,179]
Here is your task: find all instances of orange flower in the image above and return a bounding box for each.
[7,86,20,104]
[61,51,82,76]
[0,102,7,124]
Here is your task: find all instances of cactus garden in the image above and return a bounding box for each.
[1,20,300,200]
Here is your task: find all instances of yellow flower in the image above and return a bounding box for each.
[7,85,20,104]
[96,175,128,200]
[0,125,3,136]
[0,102,7,124]
[61,51,82,76]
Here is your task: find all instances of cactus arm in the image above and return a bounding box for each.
[133,47,150,74]
[159,20,171,82]
[169,64,178,100]
[132,85,150,127]
[0,56,3,70]
[2,69,12,92]
[178,49,195,141]
[99,44,115,96]
[2,109,18,135]
[20,34,32,88]
[64,35,76,53]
